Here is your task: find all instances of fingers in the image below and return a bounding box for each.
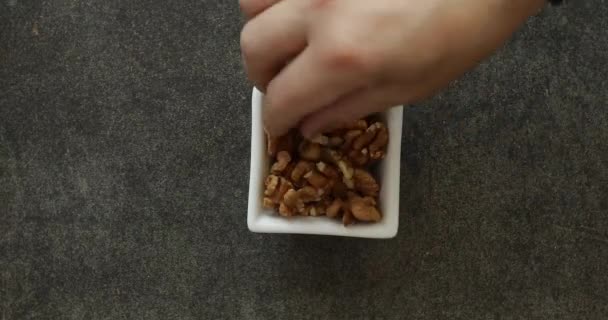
[263,46,366,137]
[299,87,400,138]
[241,0,307,92]
[299,70,458,138]
[239,0,282,19]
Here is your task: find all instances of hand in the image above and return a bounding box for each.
[240,0,545,137]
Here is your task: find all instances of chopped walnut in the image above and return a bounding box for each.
[325,149,343,165]
[342,130,362,151]
[326,198,342,218]
[263,197,276,209]
[306,204,325,217]
[282,188,307,215]
[304,170,330,190]
[341,121,389,166]
[299,141,322,161]
[291,160,314,183]
[337,160,354,180]
[282,188,299,208]
[271,151,292,174]
[263,116,389,225]
[349,196,381,222]
[368,123,388,160]
[353,169,380,197]
[348,148,369,167]
[352,119,369,131]
[342,204,355,226]
[279,202,295,217]
[264,175,279,197]
[274,178,293,203]
[352,125,378,151]
[309,134,329,146]
[342,176,355,190]
[316,202,327,216]
[282,162,296,180]
[263,175,292,205]
[316,162,340,180]
[298,185,319,203]
[332,180,349,198]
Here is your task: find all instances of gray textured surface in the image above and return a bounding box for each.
[1,1,607,319]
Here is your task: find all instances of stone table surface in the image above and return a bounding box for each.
[1,1,607,319]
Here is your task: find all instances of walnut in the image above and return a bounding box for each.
[332,180,349,198]
[298,185,320,203]
[282,188,305,215]
[314,202,327,216]
[306,204,325,217]
[264,176,294,212]
[349,196,381,222]
[326,198,342,218]
[337,160,354,179]
[352,123,379,151]
[276,178,294,202]
[368,123,388,160]
[342,176,355,190]
[309,134,329,146]
[262,197,276,209]
[281,186,321,216]
[342,205,355,226]
[271,151,292,174]
[322,149,344,166]
[304,170,330,190]
[316,162,340,180]
[279,202,296,217]
[282,188,299,208]
[263,117,388,226]
[351,119,369,131]
[342,130,362,151]
[353,169,380,197]
[299,141,322,161]
[348,148,369,167]
[264,175,279,197]
[282,162,296,180]
[346,191,360,199]
[291,160,314,183]
[263,175,292,205]
[342,122,388,166]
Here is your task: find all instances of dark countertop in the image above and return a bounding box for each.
[1,1,607,319]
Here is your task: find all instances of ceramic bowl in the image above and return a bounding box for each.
[247,88,403,238]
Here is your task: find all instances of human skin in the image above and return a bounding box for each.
[240,0,547,138]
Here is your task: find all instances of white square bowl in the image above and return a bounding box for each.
[247,88,403,238]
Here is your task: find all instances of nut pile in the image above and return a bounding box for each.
[263,118,389,225]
